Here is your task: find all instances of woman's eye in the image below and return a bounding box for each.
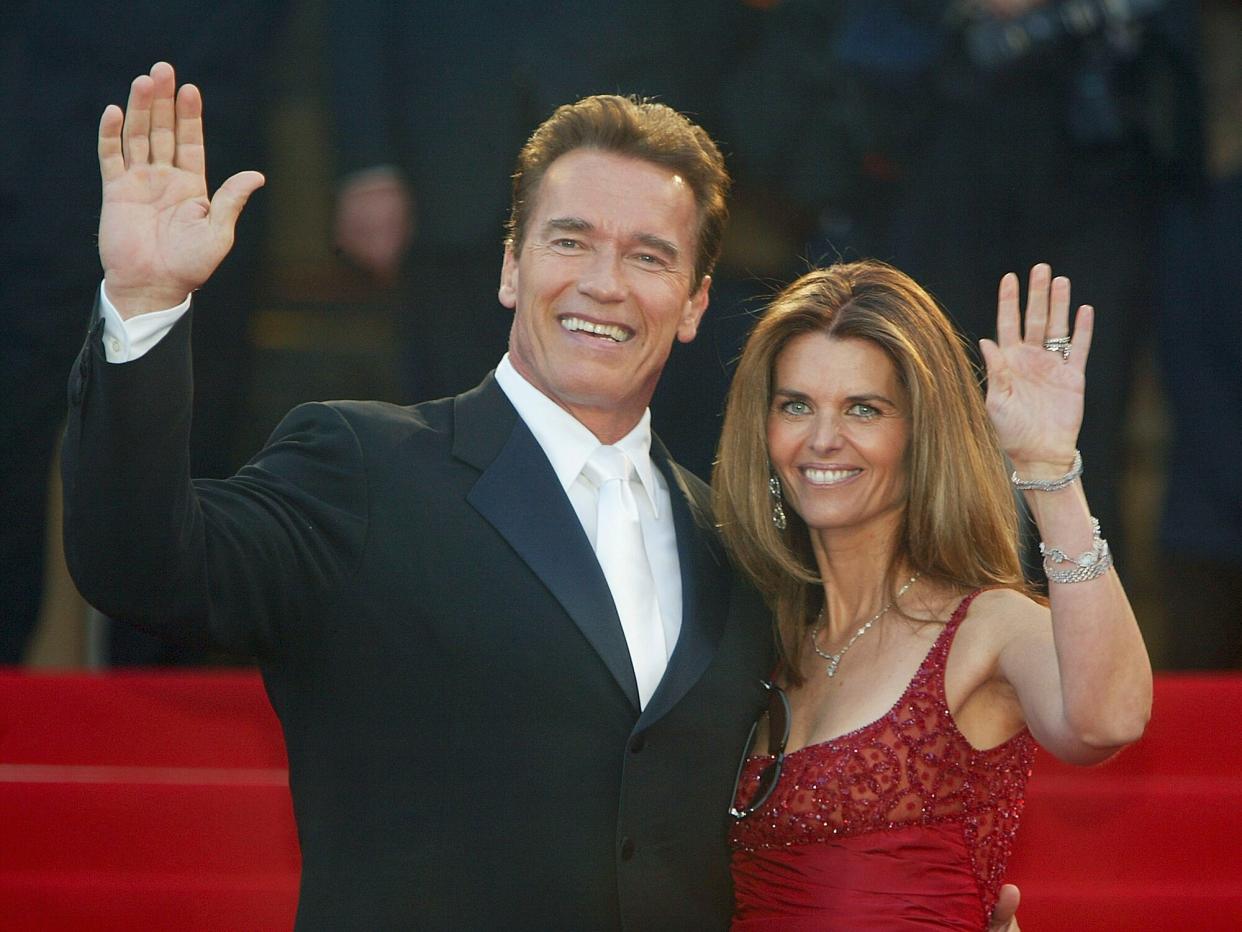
[847,403,879,418]
[781,400,811,416]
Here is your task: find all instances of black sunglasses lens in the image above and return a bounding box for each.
[767,688,789,756]
[733,757,781,820]
[730,681,790,820]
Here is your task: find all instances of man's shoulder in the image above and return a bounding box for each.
[322,395,455,432]
[290,377,512,464]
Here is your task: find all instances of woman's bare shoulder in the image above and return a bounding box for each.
[960,587,1050,646]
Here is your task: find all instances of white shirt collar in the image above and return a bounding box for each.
[494,354,661,517]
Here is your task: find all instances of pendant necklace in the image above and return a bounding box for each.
[809,573,920,678]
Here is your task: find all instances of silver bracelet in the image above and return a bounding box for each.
[1040,517,1113,584]
[1011,449,1083,492]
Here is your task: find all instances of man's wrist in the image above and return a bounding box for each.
[103,276,192,320]
[99,281,191,362]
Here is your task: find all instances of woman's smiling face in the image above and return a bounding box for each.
[766,333,910,540]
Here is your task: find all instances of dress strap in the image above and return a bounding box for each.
[917,588,989,681]
[945,587,988,633]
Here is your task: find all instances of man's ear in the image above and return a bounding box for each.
[677,274,711,343]
[498,244,518,309]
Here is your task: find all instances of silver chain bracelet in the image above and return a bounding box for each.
[1040,517,1113,584]
[1011,449,1083,492]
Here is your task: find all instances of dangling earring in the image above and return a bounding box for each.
[769,470,787,531]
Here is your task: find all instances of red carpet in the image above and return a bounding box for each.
[1,671,1238,930]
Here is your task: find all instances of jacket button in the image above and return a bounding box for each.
[628,735,645,754]
[620,837,635,861]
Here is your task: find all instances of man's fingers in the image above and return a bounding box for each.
[1023,262,1051,344]
[988,882,1021,931]
[174,83,206,176]
[122,73,153,166]
[996,272,1021,348]
[148,62,178,165]
[99,105,126,182]
[209,171,266,234]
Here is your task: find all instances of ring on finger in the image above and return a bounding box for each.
[1042,336,1071,361]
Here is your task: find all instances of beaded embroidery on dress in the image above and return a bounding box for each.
[729,590,1036,930]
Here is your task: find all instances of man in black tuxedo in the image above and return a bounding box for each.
[62,63,771,929]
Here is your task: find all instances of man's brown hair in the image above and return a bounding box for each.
[507,95,730,288]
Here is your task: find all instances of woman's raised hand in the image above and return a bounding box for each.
[98,62,264,317]
[978,263,1093,477]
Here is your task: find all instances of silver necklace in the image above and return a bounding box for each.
[809,573,920,678]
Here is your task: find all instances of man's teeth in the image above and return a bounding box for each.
[561,317,630,342]
[802,467,860,484]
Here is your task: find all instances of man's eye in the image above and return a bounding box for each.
[632,253,667,268]
[552,239,582,251]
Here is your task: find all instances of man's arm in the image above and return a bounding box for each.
[64,62,365,659]
[988,884,1021,932]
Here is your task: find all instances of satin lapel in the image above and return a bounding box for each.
[637,439,730,729]
[455,378,641,710]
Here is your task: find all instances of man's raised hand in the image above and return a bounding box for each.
[98,62,264,318]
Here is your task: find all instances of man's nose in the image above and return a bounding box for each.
[577,250,626,302]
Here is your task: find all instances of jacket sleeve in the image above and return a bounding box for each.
[62,304,368,661]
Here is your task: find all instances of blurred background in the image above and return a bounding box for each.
[3,0,1239,672]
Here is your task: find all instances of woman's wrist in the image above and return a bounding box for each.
[1010,450,1081,490]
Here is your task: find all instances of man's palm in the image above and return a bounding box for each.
[99,63,262,315]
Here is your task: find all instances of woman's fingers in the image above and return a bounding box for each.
[1022,263,1051,345]
[1047,275,1072,340]
[979,338,1011,398]
[1070,304,1094,373]
[996,272,1021,349]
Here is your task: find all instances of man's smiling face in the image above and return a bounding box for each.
[499,148,709,442]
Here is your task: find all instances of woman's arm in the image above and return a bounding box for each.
[980,265,1152,764]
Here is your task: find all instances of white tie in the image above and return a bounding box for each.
[583,445,668,709]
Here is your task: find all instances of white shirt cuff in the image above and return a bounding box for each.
[99,282,192,363]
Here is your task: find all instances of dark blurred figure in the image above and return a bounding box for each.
[326,1,762,478]
[0,2,288,664]
[1158,0,1242,669]
[723,0,1201,570]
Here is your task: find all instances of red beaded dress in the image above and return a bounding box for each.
[729,590,1035,931]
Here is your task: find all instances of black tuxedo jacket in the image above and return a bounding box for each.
[62,310,772,930]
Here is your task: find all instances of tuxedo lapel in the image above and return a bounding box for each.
[637,439,730,729]
[455,377,642,710]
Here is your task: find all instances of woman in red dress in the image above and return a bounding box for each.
[713,260,1152,930]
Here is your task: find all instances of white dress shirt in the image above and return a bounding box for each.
[97,287,684,670]
[494,356,683,663]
